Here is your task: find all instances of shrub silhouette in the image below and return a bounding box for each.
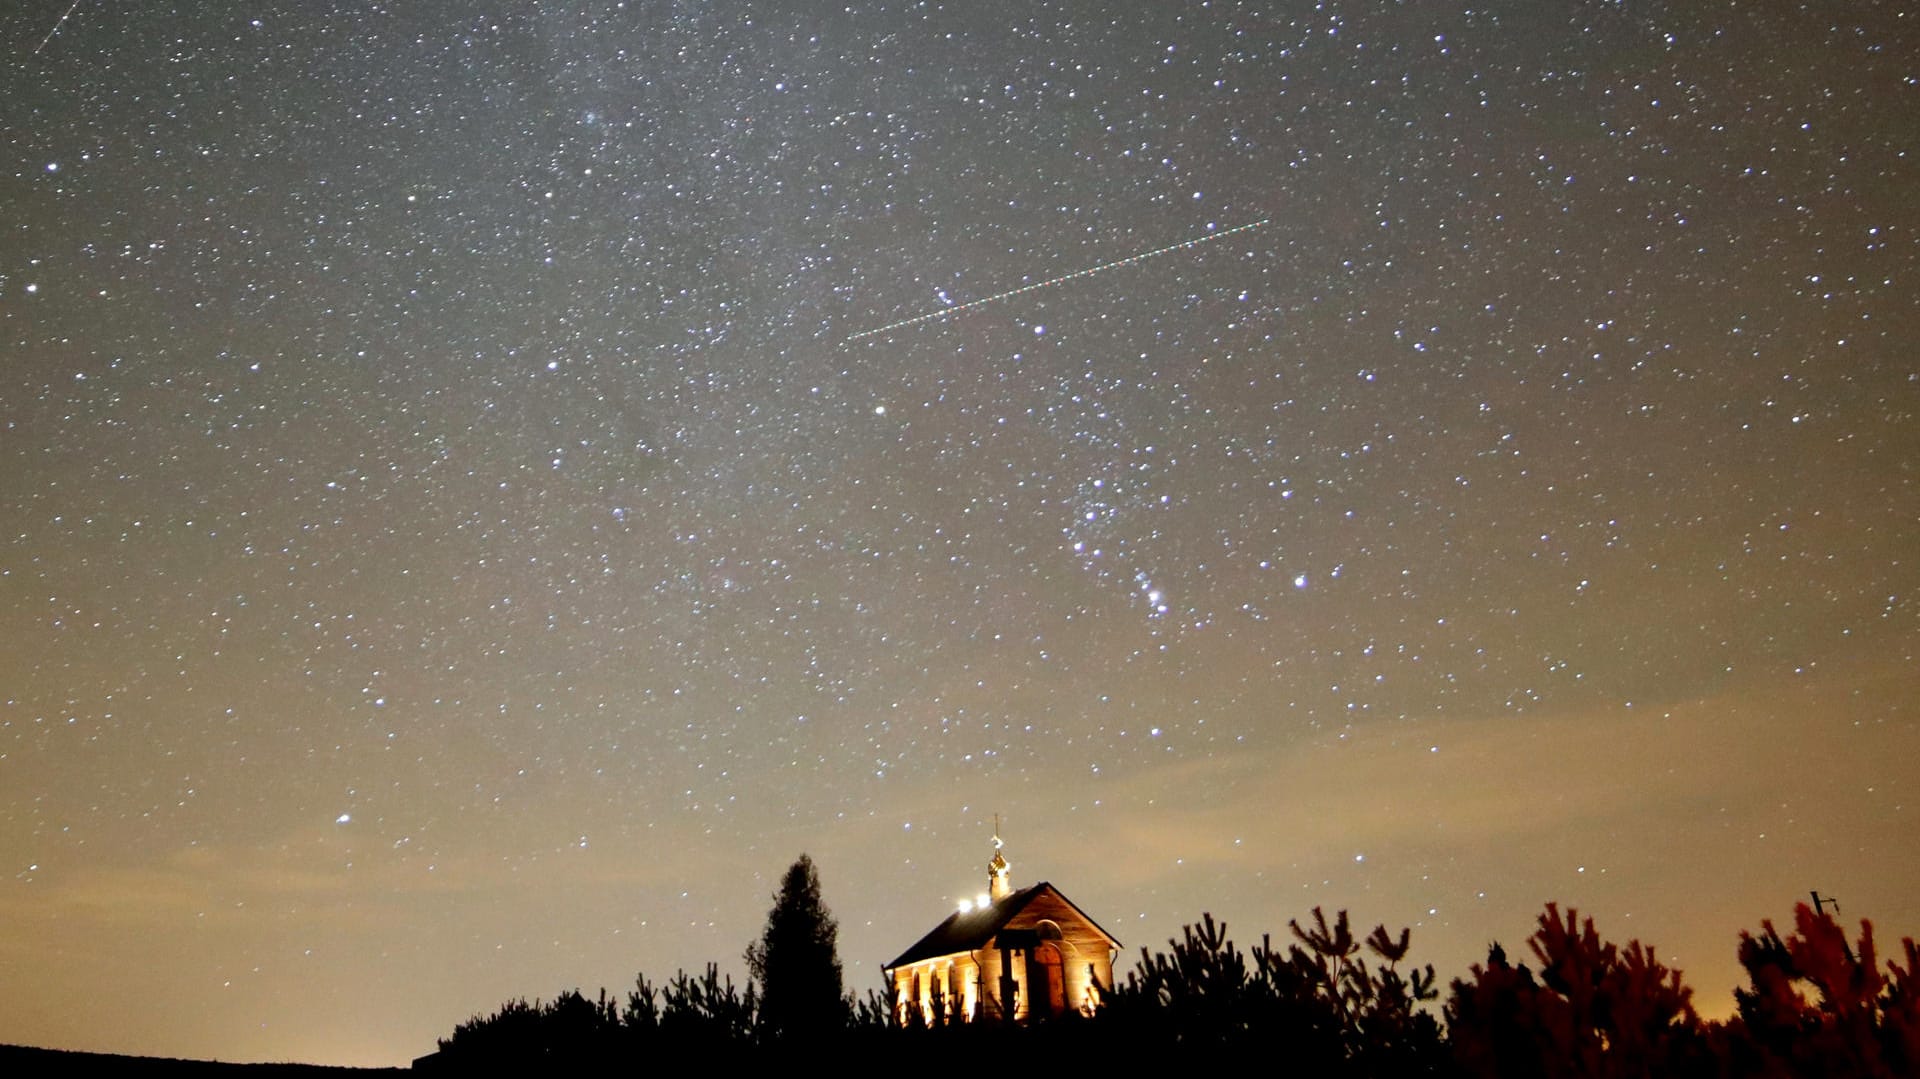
[431,895,1918,1073]
[1096,909,1445,1074]
[436,989,623,1066]
[1723,901,1920,1078]
[1446,903,1707,1078]
[658,964,758,1048]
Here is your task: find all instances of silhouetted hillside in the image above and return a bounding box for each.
[0,1044,405,1077]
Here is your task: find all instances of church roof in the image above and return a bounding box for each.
[884,881,1120,969]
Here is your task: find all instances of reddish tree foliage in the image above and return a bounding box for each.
[1724,902,1920,1078]
[1446,903,1707,1078]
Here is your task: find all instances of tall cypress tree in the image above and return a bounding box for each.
[745,854,845,1039]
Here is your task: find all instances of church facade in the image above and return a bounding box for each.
[884,838,1120,1024]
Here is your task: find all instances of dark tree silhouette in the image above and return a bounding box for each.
[426,891,1919,1073]
[1724,901,1920,1078]
[1095,909,1445,1075]
[1289,910,1445,1075]
[434,989,623,1067]
[1445,903,1710,1078]
[745,853,846,1039]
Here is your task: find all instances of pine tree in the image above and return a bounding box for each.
[745,854,846,1040]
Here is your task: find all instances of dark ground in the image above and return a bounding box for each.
[0,1045,408,1076]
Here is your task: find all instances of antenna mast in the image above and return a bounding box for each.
[1810,890,1856,962]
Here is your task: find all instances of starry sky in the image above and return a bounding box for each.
[4,0,1917,1066]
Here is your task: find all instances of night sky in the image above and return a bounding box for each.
[5,0,1917,1066]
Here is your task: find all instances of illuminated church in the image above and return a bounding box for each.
[883,833,1120,1024]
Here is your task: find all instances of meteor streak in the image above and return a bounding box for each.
[33,1,84,55]
[846,218,1269,342]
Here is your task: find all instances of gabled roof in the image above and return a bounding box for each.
[884,882,1120,969]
